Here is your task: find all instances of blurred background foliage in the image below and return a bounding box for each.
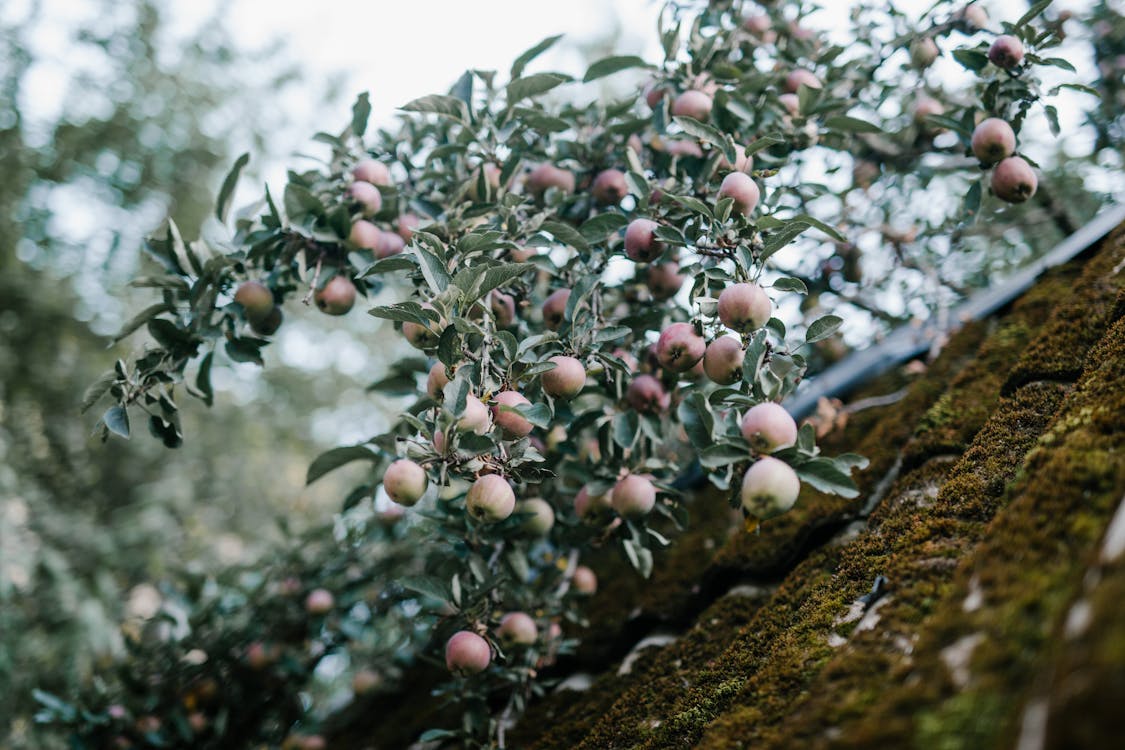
[2,0,1124,747]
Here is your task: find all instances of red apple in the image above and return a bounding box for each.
[234,281,274,322]
[496,612,538,645]
[718,172,761,217]
[910,37,939,69]
[457,394,492,435]
[490,291,517,328]
[353,158,391,186]
[784,69,821,93]
[647,262,685,300]
[626,374,670,413]
[349,219,381,250]
[989,34,1024,69]
[592,169,629,205]
[397,213,420,243]
[376,229,405,258]
[991,156,1037,203]
[516,498,555,536]
[250,306,283,336]
[624,218,663,262]
[526,164,576,197]
[656,322,706,372]
[671,90,714,121]
[314,275,357,316]
[572,565,598,595]
[542,289,571,331]
[347,180,382,216]
[574,486,614,522]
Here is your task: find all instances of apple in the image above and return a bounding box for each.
[465,474,516,522]
[624,218,664,262]
[445,630,492,675]
[497,612,538,645]
[663,139,704,158]
[458,394,492,435]
[250,306,283,337]
[467,163,502,201]
[592,169,629,205]
[910,37,939,69]
[187,712,208,734]
[718,282,771,333]
[991,156,1037,203]
[542,355,586,400]
[490,291,517,328]
[542,289,572,331]
[234,281,274,322]
[644,81,667,108]
[396,213,420,243]
[353,158,391,186]
[245,641,278,670]
[989,34,1024,69]
[744,14,771,37]
[510,246,537,262]
[971,118,1016,163]
[352,669,382,695]
[958,4,988,30]
[626,374,670,413]
[779,93,801,117]
[572,565,598,595]
[574,486,614,522]
[719,148,754,173]
[305,588,334,615]
[703,336,745,384]
[383,459,428,506]
[347,180,383,216]
[612,474,657,518]
[526,164,576,197]
[656,322,706,372]
[913,96,945,127]
[516,498,555,536]
[427,362,450,399]
[376,229,405,258]
[402,307,442,349]
[784,69,821,93]
[671,89,714,121]
[740,402,798,452]
[647,262,685,300]
[349,219,381,250]
[740,456,801,519]
[314,275,357,316]
[718,172,761,217]
[492,390,534,437]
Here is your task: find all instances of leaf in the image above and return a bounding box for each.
[796,457,860,498]
[541,220,590,251]
[677,392,714,447]
[81,370,118,414]
[583,54,650,82]
[224,338,265,365]
[351,92,371,137]
[196,351,214,407]
[699,443,751,468]
[761,221,811,260]
[400,94,468,121]
[772,277,808,294]
[805,314,843,344]
[410,237,451,292]
[613,410,639,449]
[215,153,250,224]
[823,116,883,134]
[357,255,417,278]
[672,116,736,164]
[1040,56,1076,73]
[623,537,654,578]
[594,325,632,344]
[419,729,459,742]
[962,179,982,221]
[103,406,130,439]
[580,212,629,241]
[368,301,436,326]
[1017,0,1052,28]
[790,213,846,242]
[283,183,324,223]
[744,135,785,155]
[511,34,563,79]
[399,575,451,604]
[306,445,378,484]
[1044,105,1060,137]
[112,303,172,344]
[506,72,571,103]
[952,48,989,73]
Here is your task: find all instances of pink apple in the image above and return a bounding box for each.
[612,474,657,518]
[991,156,1037,203]
[671,90,714,121]
[347,180,382,216]
[314,275,357,316]
[718,283,771,332]
[741,456,801,519]
[703,336,745,385]
[626,374,670,413]
[542,355,586,400]
[740,402,798,453]
[383,459,428,506]
[496,612,538,645]
[718,172,761,217]
[465,474,516,522]
[445,630,492,674]
[542,289,571,331]
[492,390,534,437]
[971,118,1016,163]
[592,169,629,205]
[656,322,706,372]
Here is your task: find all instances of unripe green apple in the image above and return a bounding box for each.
[516,498,555,536]
[624,218,664,262]
[989,34,1024,69]
[647,262,685,300]
[465,474,516,522]
[526,164,575,197]
[718,282,771,332]
[784,69,821,93]
[740,402,798,452]
[458,394,492,435]
[718,172,761,216]
[910,37,939,69]
[234,281,275,322]
[703,336,745,384]
[352,158,391,186]
[542,289,571,331]
[383,459,428,506]
[250,306,283,336]
[445,630,492,674]
[740,456,800,519]
[497,612,538,645]
[991,156,1037,203]
[542,355,586,400]
[572,565,598,595]
[347,180,383,216]
[671,89,714,121]
[314,275,357,316]
[574,486,614,522]
[592,169,629,205]
[612,474,657,518]
[492,390,533,437]
[656,322,705,372]
[427,362,450,400]
[305,588,334,615]
[971,118,1016,163]
[626,374,669,413]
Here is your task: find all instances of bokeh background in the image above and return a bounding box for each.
[2,0,1122,747]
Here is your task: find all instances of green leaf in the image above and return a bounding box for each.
[613,410,639,449]
[224,338,265,365]
[761,221,811,260]
[103,406,130,439]
[677,392,714,447]
[358,255,417,278]
[1040,56,1076,73]
[772,277,808,294]
[196,351,214,407]
[112,303,171,344]
[699,442,752,468]
[790,213,846,242]
[805,314,843,343]
[1044,105,1060,137]
[306,445,378,484]
[283,183,325,223]
[1017,0,1052,28]
[796,457,860,498]
[81,371,117,414]
[511,34,563,79]
[594,325,632,344]
[583,54,650,82]
[399,575,451,604]
[580,212,629,241]
[215,152,250,224]
[401,94,468,121]
[962,179,982,221]
[744,135,785,155]
[672,116,737,164]
[507,72,571,103]
[419,729,459,742]
[541,220,590,251]
[952,48,989,73]
[823,115,883,134]
[410,235,451,292]
[368,301,436,326]
[351,92,371,137]
[622,537,654,578]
